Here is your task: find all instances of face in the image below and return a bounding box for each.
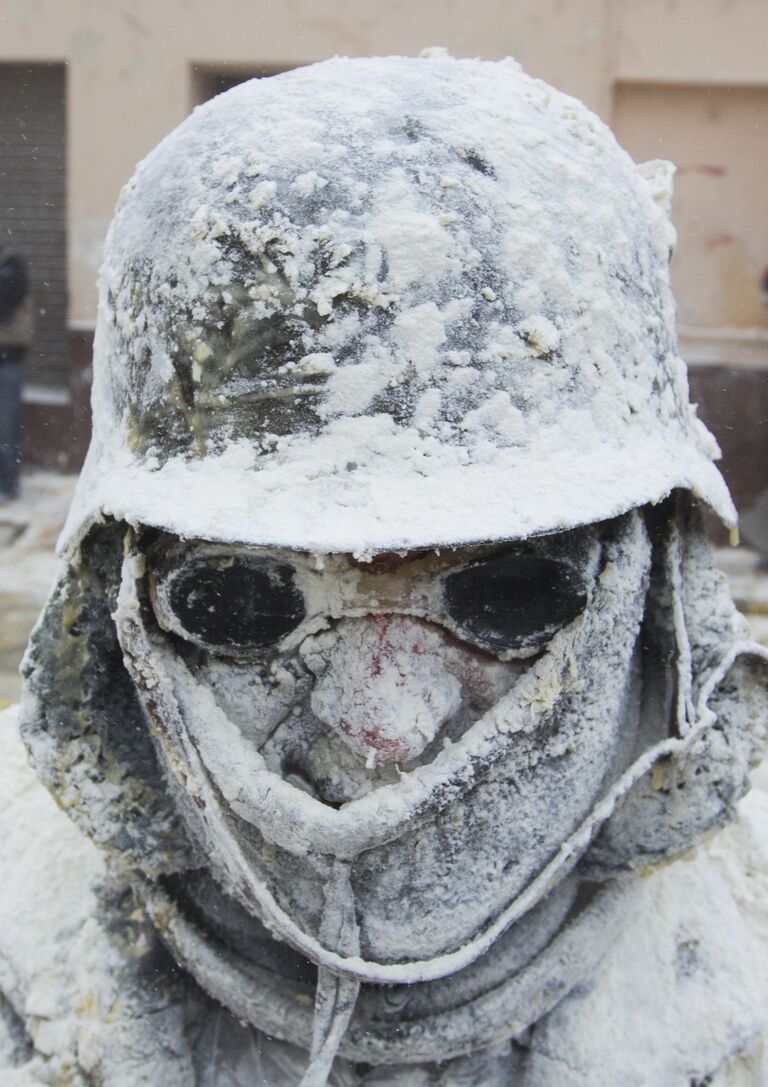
[113,512,650,974]
[145,530,596,806]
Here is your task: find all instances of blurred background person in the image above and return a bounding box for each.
[0,245,29,502]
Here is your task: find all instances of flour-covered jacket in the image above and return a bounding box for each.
[1,705,766,1087]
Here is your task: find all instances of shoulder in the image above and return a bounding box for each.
[0,704,106,949]
[707,760,768,955]
[0,706,199,1086]
[524,776,768,1086]
[0,706,105,1083]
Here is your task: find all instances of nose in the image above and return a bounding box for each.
[309,616,461,766]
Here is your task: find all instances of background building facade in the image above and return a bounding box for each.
[1,0,766,522]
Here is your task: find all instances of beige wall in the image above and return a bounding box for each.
[613,83,768,329]
[1,0,766,366]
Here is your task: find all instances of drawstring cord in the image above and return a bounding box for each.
[667,522,696,735]
[300,861,361,1087]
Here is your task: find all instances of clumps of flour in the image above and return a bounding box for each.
[518,315,560,356]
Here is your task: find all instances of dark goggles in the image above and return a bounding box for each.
[147,531,599,660]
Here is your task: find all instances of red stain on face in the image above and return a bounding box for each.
[365,615,393,678]
[446,649,495,708]
[338,717,408,760]
[356,726,409,760]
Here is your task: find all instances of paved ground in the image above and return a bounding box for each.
[1,473,767,709]
[0,473,77,708]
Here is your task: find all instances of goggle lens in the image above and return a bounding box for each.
[443,554,587,652]
[166,557,306,653]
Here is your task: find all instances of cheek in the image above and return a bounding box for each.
[191,657,308,746]
[442,643,528,713]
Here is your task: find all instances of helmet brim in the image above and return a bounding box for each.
[61,422,735,556]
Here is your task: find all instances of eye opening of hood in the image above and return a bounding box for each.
[143,520,603,662]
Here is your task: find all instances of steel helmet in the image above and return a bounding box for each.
[60,53,734,558]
